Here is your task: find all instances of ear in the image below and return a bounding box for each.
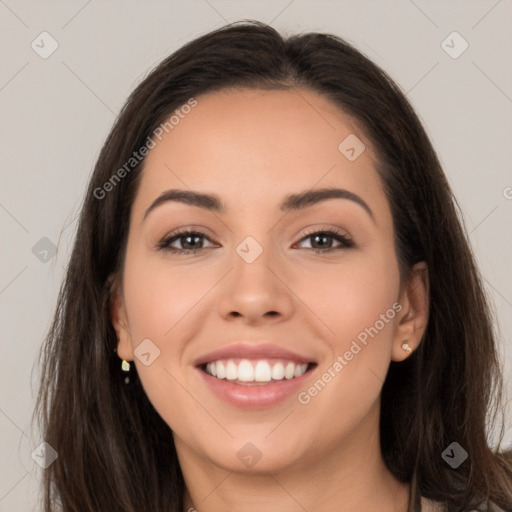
[391,262,429,362]
[108,274,134,362]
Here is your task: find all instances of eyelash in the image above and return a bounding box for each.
[156,227,354,255]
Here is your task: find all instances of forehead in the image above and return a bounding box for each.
[132,87,390,221]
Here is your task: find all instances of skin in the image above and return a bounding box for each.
[111,87,429,512]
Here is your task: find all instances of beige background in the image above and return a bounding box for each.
[1,1,511,510]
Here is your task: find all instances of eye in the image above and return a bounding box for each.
[157,229,216,254]
[157,227,354,255]
[295,228,354,253]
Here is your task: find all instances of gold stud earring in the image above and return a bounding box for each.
[401,343,412,354]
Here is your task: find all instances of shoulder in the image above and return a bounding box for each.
[420,496,508,511]
[420,496,446,511]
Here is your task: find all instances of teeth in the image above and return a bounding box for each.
[238,360,254,381]
[254,361,271,382]
[271,362,284,380]
[216,361,225,379]
[226,361,237,380]
[285,362,295,379]
[205,359,309,382]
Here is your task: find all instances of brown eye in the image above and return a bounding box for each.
[296,229,354,253]
[158,230,215,254]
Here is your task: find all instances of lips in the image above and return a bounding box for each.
[193,342,318,408]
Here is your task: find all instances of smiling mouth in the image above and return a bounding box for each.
[199,358,317,386]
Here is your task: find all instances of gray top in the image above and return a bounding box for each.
[421,496,506,511]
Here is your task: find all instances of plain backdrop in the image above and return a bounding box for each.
[1,1,511,510]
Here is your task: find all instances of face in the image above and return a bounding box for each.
[112,87,426,475]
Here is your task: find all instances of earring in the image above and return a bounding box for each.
[401,343,412,354]
[121,359,131,384]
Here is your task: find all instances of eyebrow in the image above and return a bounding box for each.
[143,187,374,221]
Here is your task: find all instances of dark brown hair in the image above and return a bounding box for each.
[34,20,512,512]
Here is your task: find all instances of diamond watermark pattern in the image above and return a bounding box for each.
[31,31,59,59]
[338,134,366,161]
[236,236,263,264]
[441,31,469,59]
[441,441,468,469]
[31,441,58,469]
[237,442,262,468]
[134,338,161,366]
[32,237,57,263]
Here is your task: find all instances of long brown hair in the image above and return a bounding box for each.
[34,20,512,512]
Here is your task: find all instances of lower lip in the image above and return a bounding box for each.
[196,365,316,409]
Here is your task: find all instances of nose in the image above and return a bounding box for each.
[216,241,295,326]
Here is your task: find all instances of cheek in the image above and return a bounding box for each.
[297,243,400,414]
[303,245,400,348]
[122,248,215,345]
[120,244,228,412]
[294,250,400,437]
[120,249,212,428]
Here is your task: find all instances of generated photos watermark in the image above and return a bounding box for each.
[93,97,198,200]
[297,301,403,405]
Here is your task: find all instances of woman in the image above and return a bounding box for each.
[34,20,512,511]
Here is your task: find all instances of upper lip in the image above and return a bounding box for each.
[193,342,317,367]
